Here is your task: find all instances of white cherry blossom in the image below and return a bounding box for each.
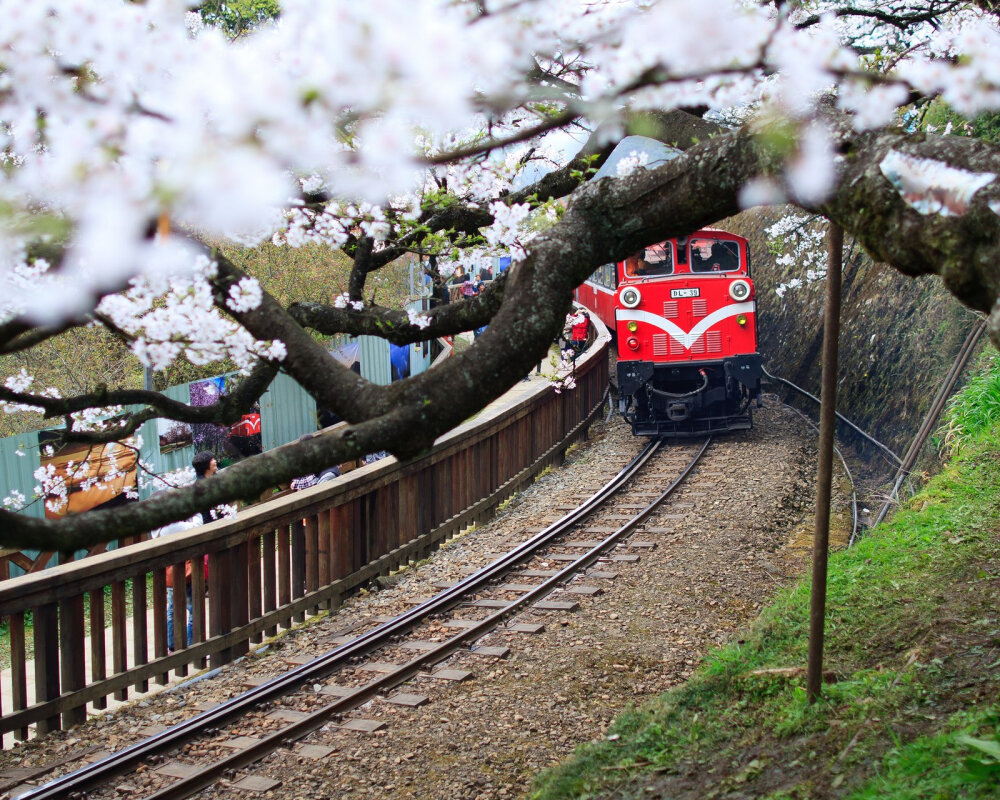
[226,277,264,313]
[407,309,433,329]
[2,0,1000,520]
[1,0,998,338]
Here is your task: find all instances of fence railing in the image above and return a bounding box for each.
[0,329,609,746]
[0,539,151,582]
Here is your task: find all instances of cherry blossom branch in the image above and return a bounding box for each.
[7,103,1000,546]
[423,108,581,165]
[0,318,91,355]
[366,111,714,275]
[527,60,582,95]
[0,116,758,546]
[291,275,506,343]
[207,254,378,424]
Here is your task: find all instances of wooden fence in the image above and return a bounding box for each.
[0,332,608,745]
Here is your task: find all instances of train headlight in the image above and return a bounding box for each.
[620,286,641,308]
[729,280,751,301]
[626,321,638,333]
[626,336,639,350]
[736,314,748,327]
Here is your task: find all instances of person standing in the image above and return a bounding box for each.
[430,273,451,308]
[186,449,217,644]
[690,238,737,272]
[569,310,591,361]
[191,450,218,524]
[291,473,319,490]
[151,513,200,650]
[427,254,451,309]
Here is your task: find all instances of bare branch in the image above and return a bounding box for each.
[0,360,279,434]
[291,273,506,342]
[423,108,581,165]
[794,1,966,31]
[0,317,92,355]
[347,235,375,301]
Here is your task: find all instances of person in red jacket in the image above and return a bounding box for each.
[569,310,590,362]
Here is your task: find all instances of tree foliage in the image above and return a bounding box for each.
[196,0,280,37]
[3,1,1000,548]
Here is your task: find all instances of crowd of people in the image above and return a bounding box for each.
[150,450,219,650]
[151,442,350,651]
[429,264,494,309]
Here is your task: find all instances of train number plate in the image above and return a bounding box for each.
[670,288,700,298]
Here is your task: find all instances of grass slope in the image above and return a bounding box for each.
[531,433,1000,799]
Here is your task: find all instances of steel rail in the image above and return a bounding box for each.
[26,437,674,800]
[142,437,710,800]
[777,401,859,547]
[765,314,985,538]
[842,455,859,548]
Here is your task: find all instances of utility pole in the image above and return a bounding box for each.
[807,221,843,703]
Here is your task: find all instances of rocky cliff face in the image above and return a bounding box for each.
[725,207,984,461]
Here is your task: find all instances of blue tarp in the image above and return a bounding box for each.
[390,342,410,380]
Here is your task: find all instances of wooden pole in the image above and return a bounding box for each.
[807,221,843,703]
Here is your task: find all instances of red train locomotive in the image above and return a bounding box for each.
[576,229,763,437]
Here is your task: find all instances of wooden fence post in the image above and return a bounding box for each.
[33,602,60,735]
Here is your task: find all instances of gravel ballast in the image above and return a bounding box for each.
[3,397,836,800]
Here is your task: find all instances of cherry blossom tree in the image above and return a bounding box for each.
[4,0,1000,549]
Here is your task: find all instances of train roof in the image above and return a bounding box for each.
[684,228,746,242]
[591,136,682,180]
[587,136,746,246]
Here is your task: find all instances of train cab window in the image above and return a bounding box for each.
[690,238,740,273]
[625,242,673,277]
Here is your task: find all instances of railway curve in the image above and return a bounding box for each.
[0,397,842,800]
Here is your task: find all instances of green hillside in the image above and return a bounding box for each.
[532,357,1000,800]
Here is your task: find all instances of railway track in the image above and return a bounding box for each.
[20,437,712,800]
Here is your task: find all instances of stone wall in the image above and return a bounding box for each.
[725,207,985,461]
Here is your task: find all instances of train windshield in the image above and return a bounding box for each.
[625,242,673,277]
[689,238,740,272]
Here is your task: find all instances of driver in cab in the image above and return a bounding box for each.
[690,238,738,272]
[625,243,672,277]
